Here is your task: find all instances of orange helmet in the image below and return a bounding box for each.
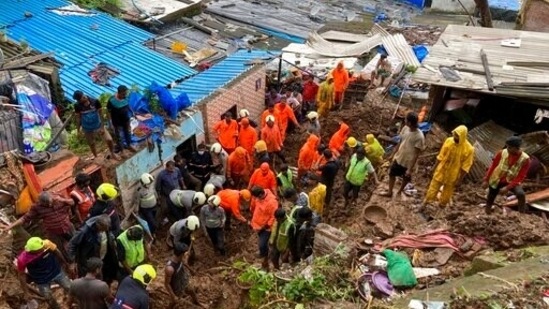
[239,189,251,201]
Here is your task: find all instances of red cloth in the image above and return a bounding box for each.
[302,81,319,102]
[484,150,531,189]
[381,229,464,253]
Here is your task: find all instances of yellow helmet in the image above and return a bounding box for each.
[254,140,267,152]
[25,237,44,252]
[346,136,358,148]
[96,183,119,201]
[133,264,156,286]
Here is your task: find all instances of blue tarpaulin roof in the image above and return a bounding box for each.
[171,49,279,106]
[0,0,196,101]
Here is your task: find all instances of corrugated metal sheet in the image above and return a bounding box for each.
[381,33,421,66]
[468,121,515,181]
[306,31,381,57]
[0,0,196,100]
[467,121,549,181]
[171,50,278,105]
[413,25,549,98]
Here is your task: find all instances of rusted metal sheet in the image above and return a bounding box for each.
[467,121,515,181]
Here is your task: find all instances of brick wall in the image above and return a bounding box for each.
[198,65,266,143]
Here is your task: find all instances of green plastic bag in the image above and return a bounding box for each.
[383,249,417,287]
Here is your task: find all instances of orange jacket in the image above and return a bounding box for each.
[238,123,258,155]
[274,103,298,142]
[248,163,277,194]
[298,134,320,172]
[213,119,239,150]
[261,124,283,153]
[329,122,350,156]
[260,109,274,129]
[331,66,349,92]
[250,189,278,231]
[218,189,247,222]
[227,147,252,178]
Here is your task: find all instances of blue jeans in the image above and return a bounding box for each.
[139,207,157,235]
[37,271,71,309]
[258,230,271,258]
[206,227,226,256]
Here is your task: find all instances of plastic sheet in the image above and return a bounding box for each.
[412,45,429,63]
[148,82,191,120]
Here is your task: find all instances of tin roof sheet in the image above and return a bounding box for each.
[0,0,196,100]
[171,49,277,105]
[413,25,549,98]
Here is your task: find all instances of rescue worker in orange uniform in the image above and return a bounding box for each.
[297,134,321,180]
[328,122,351,157]
[274,96,300,143]
[330,61,349,107]
[249,162,277,194]
[249,186,278,269]
[238,118,258,156]
[261,115,286,165]
[260,104,275,129]
[227,146,252,188]
[218,189,251,229]
[213,112,239,153]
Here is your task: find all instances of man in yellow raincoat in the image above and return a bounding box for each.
[364,134,385,167]
[316,75,334,117]
[423,125,474,208]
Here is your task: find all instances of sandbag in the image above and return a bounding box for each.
[383,249,417,287]
[16,186,33,215]
[23,163,42,202]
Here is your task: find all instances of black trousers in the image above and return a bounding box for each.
[343,180,361,200]
[487,183,526,212]
[206,227,226,256]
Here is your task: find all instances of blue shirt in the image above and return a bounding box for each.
[156,169,182,197]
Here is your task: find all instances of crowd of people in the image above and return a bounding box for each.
[1,60,535,309]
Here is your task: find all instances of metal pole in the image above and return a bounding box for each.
[44,113,74,151]
[276,56,283,92]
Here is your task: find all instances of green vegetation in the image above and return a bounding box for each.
[233,246,356,308]
[74,0,121,9]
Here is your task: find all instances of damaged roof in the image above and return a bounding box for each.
[0,0,196,100]
[171,49,278,105]
[413,25,549,100]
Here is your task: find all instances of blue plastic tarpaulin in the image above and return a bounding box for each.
[149,82,191,120]
[412,45,429,63]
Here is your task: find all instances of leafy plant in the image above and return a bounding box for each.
[283,274,327,302]
[237,263,276,306]
[67,129,91,155]
[74,0,121,9]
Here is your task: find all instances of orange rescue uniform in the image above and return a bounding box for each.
[213,119,239,151]
[250,189,278,231]
[238,119,258,155]
[329,122,350,157]
[218,189,247,222]
[261,124,283,153]
[298,134,320,177]
[227,146,252,185]
[249,163,277,194]
[274,102,298,143]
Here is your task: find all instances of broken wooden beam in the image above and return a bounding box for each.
[506,61,549,68]
[480,49,494,91]
[504,187,549,207]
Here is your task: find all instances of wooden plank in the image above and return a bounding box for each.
[480,49,494,91]
[504,188,549,207]
[1,52,55,70]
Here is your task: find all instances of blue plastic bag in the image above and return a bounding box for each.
[412,45,429,63]
[128,91,150,114]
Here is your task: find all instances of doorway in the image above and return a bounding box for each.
[176,135,196,160]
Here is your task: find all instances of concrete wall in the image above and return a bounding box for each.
[115,111,205,210]
[431,0,476,13]
[518,0,549,32]
[197,65,266,143]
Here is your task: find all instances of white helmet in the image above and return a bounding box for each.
[186,215,200,231]
[210,143,222,154]
[239,109,250,118]
[140,173,154,185]
[207,195,221,207]
[266,115,275,123]
[203,183,216,197]
[307,111,319,120]
[192,192,207,205]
